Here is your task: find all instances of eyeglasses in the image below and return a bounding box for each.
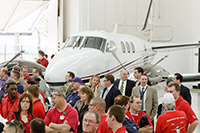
[83,118,96,124]
[21,100,30,104]
[11,120,17,133]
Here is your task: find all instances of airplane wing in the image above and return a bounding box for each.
[152,42,200,52]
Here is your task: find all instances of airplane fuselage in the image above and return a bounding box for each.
[44,31,156,88]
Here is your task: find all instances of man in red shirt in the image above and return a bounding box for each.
[155,93,188,133]
[126,95,152,132]
[27,85,45,120]
[106,105,127,133]
[88,97,112,133]
[20,65,32,80]
[167,81,199,133]
[44,89,78,133]
[1,81,20,119]
[36,50,49,68]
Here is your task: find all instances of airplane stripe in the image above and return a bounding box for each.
[81,53,155,80]
[80,62,127,79]
[47,53,156,85]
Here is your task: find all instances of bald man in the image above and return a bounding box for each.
[89,97,112,133]
[114,70,135,96]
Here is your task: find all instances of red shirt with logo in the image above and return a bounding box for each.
[1,93,20,119]
[33,99,45,120]
[44,104,78,133]
[175,96,198,124]
[126,110,152,127]
[155,110,188,133]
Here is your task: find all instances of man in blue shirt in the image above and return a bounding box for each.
[66,77,82,107]
[10,70,24,94]
[0,68,9,98]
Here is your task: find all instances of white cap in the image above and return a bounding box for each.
[163,93,175,104]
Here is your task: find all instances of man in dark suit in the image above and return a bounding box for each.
[114,70,135,97]
[101,74,121,112]
[172,73,191,105]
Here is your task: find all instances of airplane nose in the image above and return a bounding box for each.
[44,49,104,86]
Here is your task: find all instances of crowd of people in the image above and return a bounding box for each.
[0,51,199,133]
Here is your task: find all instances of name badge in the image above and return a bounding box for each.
[60,115,65,120]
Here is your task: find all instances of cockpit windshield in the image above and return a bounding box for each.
[64,36,106,52]
[81,37,106,52]
[64,36,83,48]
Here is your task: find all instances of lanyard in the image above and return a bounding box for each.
[7,97,17,116]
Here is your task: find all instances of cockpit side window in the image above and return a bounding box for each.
[65,36,83,48]
[73,37,84,48]
[121,41,126,53]
[130,42,135,53]
[125,41,131,53]
[81,37,106,52]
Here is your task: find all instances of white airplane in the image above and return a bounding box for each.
[44,30,200,89]
[44,0,200,89]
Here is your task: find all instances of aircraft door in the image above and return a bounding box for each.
[106,40,117,52]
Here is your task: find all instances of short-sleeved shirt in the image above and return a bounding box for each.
[1,93,20,119]
[44,104,78,133]
[175,96,198,124]
[33,99,45,120]
[155,110,188,133]
[126,111,152,127]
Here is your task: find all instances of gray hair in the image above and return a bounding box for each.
[163,102,175,110]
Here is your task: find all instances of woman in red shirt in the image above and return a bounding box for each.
[8,93,34,133]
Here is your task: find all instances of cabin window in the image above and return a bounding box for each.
[121,41,126,53]
[126,41,130,53]
[65,36,83,48]
[82,37,106,52]
[130,42,135,53]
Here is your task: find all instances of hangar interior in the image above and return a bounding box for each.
[0,0,200,132]
[1,0,199,73]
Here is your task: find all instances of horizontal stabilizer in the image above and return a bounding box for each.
[152,43,200,51]
[168,73,200,82]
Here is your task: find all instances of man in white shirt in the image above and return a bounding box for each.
[114,70,135,96]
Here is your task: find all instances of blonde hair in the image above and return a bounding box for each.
[89,75,101,89]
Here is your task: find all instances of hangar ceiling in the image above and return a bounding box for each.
[0,0,49,33]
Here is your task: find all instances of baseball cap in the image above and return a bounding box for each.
[71,77,83,84]
[163,93,175,104]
